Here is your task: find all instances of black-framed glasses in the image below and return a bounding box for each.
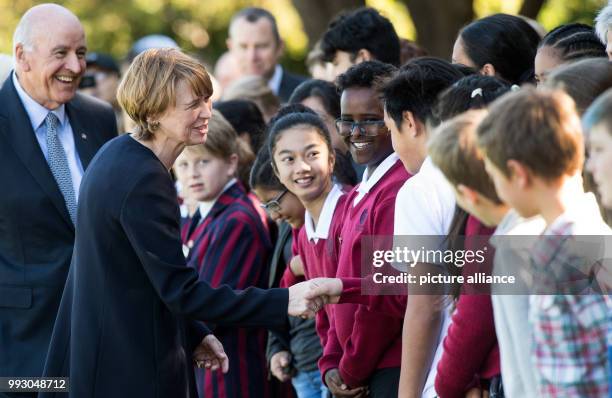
[335,119,387,137]
[260,189,288,214]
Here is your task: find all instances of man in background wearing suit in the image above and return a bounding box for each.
[227,7,306,102]
[0,4,117,395]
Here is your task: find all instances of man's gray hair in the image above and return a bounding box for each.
[595,1,612,44]
[12,16,35,56]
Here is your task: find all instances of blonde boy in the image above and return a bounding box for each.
[429,109,545,397]
[477,88,610,397]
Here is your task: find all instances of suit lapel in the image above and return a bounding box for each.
[0,76,73,229]
[66,101,98,170]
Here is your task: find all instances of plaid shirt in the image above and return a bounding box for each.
[530,220,610,397]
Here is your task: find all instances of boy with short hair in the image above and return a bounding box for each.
[320,7,400,78]
[382,57,462,397]
[428,109,545,397]
[477,87,610,397]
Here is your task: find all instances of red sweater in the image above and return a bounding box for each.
[320,159,409,388]
[434,216,500,398]
[296,194,347,349]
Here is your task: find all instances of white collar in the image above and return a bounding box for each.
[305,183,344,243]
[354,152,399,206]
[267,64,283,95]
[12,71,66,131]
[197,178,237,220]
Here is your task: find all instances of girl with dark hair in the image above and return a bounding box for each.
[289,79,344,153]
[268,111,347,398]
[214,99,266,155]
[452,13,541,85]
[289,79,360,184]
[535,23,606,84]
[251,147,328,398]
[433,75,510,122]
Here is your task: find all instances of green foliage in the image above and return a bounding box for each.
[0,0,607,74]
[0,0,304,71]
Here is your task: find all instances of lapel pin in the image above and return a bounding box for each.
[81,133,87,140]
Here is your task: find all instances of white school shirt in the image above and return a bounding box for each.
[353,152,400,206]
[304,183,344,244]
[390,156,456,398]
[490,209,545,398]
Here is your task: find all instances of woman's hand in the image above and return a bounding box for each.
[193,334,229,373]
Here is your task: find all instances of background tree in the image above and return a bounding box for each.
[0,0,606,74]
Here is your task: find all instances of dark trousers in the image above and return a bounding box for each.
[368,367,401,398]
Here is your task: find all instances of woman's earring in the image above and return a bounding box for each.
[148,120,160,131]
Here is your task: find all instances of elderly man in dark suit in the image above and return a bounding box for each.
[226,7,306,102]
[0,3,116,393]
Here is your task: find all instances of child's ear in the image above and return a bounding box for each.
[328,148,336,171]
[480,63,496,77]
[506,160,530,187]
[402,111,420,137]
[227,154,239,177]
[271,161,280,179]
[457,184,479,205]
[356,48,374,62]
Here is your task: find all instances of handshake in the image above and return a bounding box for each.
[287,277,344,318]
[192,277,344,373]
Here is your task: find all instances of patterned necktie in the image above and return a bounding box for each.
[45,112,77,225]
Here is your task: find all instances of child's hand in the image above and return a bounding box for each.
[270,351,292,382]
[290,255,305,277]
[324,368,368,397]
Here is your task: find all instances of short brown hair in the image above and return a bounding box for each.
[477,87,584,181]
[117,48,213,140]
[184,110,255,188]
[429,110,501,203]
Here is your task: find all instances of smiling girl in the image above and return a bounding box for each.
[173,110,272,398]
[266,111,345,397]
[317,61,410,398]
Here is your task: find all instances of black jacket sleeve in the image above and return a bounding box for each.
[119,172,289,329]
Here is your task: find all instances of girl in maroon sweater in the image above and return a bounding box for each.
[434,216,500,398]
[268,111,349,352]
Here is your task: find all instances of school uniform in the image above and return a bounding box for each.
[489,210,545,398]
[296,184,348,349]
[182,180,273,398]
[435,216,500,398]
[529,192,610,397]
[319,154,409,396]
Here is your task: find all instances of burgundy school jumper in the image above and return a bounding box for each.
[319,159,409,388]
[182,182,273,398]
[434,215,500,398]
[296,193,349,351]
